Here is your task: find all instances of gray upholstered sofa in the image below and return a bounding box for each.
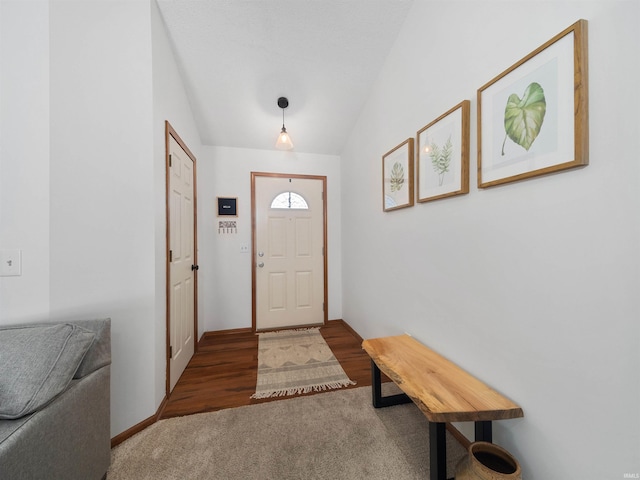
[0,318,111,480]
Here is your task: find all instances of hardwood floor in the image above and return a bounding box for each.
[160,320,374,419]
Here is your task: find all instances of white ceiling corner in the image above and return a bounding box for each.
[155,0,414,155]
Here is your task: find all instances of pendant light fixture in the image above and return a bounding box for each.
[275,96,294,150]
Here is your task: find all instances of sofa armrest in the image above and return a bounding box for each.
[0,365,111,480]
[72,319,111,378]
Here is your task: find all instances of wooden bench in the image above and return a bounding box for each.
[362,334,523,480]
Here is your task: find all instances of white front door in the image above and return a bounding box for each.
[168,128,196,391]
[253,174,326,331]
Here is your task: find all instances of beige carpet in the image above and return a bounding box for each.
[251,328,356,399]
[107,386,467,480]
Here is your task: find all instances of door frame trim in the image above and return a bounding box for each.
[165,121,198,395]
[250,172,328,332]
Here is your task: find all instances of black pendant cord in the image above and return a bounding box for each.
[277,96,289,131]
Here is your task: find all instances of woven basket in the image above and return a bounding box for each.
[455,442,521,480]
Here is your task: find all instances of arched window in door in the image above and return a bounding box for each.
[270,191,309,210]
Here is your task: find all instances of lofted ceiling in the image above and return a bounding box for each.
[155,0,414,155]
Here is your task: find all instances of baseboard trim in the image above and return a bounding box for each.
[111,415,155,448]
[446,423,472,449]
[328,319,364,343]
[111,395,168,448]
[200,326,253,340]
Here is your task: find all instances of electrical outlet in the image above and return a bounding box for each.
[0,249,22,276]
[239,244,249,253]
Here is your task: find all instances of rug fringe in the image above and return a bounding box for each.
[250,379,357,399]
[257,327,320,337]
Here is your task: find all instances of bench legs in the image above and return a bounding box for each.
[429,421,492,480]
[475,420,492,442]
[370,360,496,480]
[370,360,412,408]
[430,422,447,480]
[370,361,448,480]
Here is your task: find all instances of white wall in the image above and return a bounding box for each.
[48,0,158,437]
[151,0,202,407]
[341,1,640,479]
[198,146,342,332]
[0,0,198,438]
[0,0,50,321]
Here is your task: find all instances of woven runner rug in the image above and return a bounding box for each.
[251,328,356,399]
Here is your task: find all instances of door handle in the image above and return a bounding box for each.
[257,262,264,268]
[191,264,199,271]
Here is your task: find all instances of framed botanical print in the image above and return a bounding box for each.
[417,100,470,202]
[478,19,588,187]
[382,138,414,212]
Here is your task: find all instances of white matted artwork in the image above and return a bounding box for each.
[478,19,588,187]
[417,100,470,202]
[382,138,414,212]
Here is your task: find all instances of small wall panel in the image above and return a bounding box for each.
[268,217,286,258]
[171,191,182,259]
[268,272,286,311]
[295,217,312,257]
[295,271,312,308]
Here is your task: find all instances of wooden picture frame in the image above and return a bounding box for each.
[217,197,237,216]
[417,100,470,202]
[382,138,414,212]
[478,19,588,188]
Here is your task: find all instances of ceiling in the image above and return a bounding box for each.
[155,0,414,155]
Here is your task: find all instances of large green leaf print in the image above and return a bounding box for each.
[502,82,546,155]
[390,162,404,193]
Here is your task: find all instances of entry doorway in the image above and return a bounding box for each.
[166,122,198,393]
[251,173,327,331]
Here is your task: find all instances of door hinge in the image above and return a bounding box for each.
[169,346,173,359]
[169,250,173,262]
[169,154,172,167]
[323,302,325,312]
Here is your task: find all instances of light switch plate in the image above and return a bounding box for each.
[0,249,22,276]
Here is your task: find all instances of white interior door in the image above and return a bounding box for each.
[168,133,196,391]
[254,174,326,331]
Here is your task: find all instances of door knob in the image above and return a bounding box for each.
[258,262,264,268]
